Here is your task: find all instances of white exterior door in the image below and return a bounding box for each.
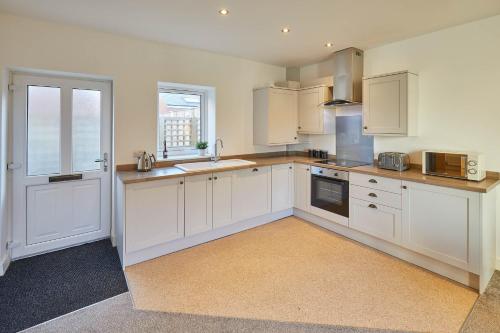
[11,74,112,259]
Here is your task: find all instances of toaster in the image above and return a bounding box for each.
[377,152,410,171]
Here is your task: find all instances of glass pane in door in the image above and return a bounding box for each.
[27,86,61,176]
[72,89,101,172]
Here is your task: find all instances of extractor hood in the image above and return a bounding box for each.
[324,47,363,106]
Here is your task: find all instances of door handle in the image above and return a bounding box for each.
[94,152,109,171]
[368,179,378,184]
[368,204,377,209]
[368,193,377,198]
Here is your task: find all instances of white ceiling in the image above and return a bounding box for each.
[1,0,500,67]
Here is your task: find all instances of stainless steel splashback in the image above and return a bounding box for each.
[336,114,374,164]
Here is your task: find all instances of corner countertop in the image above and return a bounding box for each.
[117,155,500,193]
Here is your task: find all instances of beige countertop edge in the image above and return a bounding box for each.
[117,157,499,193]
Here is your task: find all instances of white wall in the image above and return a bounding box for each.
[0,12,286,165]
[364,15,500,171]
[0,12,286,268]
[301,15,500,170]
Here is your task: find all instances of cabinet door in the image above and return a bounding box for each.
[268,89,298,145]
[298,88,323,133]
[363,73,407,135]
[185,174,213,236]
[349,198,401,244]
[232,166,271,222]
[213,171,233,228]
[125,178,184,253]
[272,163,294,212]
[293,163,311,212]
[401,181,480,272]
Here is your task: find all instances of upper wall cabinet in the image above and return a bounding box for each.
[253,87,299,146]
[298,86,335,135]
[362,71,418,136]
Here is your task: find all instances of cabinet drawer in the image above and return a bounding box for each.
[350,184,401,209]
[350,172,402,194]
[349,198,402,245]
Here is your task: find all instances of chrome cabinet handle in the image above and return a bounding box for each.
[208,177,212,181]
[289,166,292,169]
[368,204,377,209]
[368,179,378,184]
[252,168,259,172]
[214,176,218,180]
[368,193,377,198]
[402,185,407,189]
[179,181,184,185]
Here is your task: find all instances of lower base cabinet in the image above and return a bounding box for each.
[401,181,480,273]
[272,163,294,212]
[213,171,233,228]
[185,174,213,237]
[294,163,311,211]
[125,178,185,253]
[232,166,272,221]
[349,198,402,244]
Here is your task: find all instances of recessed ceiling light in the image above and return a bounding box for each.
[281,27,291,33]
[325,42,333,48]
[218,8,229,15]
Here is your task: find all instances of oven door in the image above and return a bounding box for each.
[311,174,349,218]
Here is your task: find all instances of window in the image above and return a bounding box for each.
[157,85,210,158]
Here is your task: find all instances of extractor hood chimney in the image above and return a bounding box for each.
[324,47,363,106]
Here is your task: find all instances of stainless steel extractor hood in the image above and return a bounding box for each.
[324,47,363,106]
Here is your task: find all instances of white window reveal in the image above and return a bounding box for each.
[157,83,215,159]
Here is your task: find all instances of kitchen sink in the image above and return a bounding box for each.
[174,159,256,172]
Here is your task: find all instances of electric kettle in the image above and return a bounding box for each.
[137,152,156,172]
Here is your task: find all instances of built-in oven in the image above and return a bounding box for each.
[310,166,349,218]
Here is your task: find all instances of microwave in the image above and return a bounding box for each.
[422,151,486,181]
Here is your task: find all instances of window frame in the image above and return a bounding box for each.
[157,86,208,158]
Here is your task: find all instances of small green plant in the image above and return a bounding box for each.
[196,141,208,150]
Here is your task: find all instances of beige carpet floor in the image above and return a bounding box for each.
[125,217,478,333]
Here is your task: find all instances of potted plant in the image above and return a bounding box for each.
[196,141,209,156]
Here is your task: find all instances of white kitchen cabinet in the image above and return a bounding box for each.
[185,174,213,237]
[272,163,294,212]
[298,86,334,134]
[125,178,185,253]
[213,171,233,228]
[232,166,272,221]
[401,181,480,273]
[362,71,418,136]
[349,198,402,244]
[253,87,298,145]
[293,163,311,212]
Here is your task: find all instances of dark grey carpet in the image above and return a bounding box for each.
[0,239,128,333]
[460,270,500,333]
[22,293,414,333]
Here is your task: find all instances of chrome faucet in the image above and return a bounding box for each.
[212,138,224,162]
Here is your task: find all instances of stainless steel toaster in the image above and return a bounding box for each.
[377,152,410,171]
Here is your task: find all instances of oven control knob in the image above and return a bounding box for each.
[468,168,477,175]
[468,160,477,167]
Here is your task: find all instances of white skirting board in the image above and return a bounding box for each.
[294,208,480,291]
[0,254,10,276]
[121,209,293,267]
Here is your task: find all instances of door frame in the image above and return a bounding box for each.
[7,69,114,260]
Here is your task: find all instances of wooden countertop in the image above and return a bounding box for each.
[117,156,500,193]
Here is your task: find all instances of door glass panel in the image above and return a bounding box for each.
[27,86,61,176]
[72,89,101,172]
